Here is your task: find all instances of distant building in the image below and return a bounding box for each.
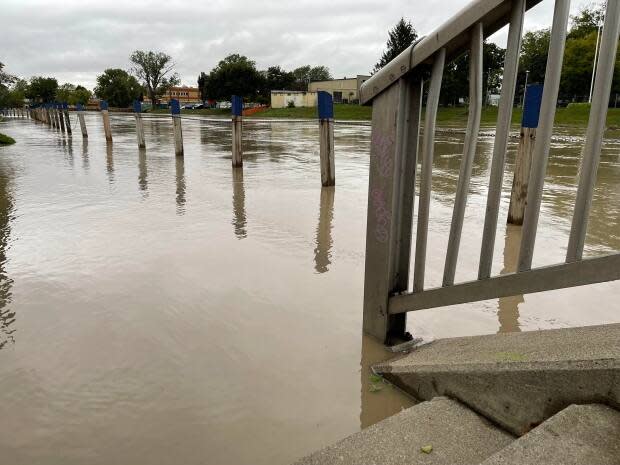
[271,90,318,109]
[308,75,370,104]
[143,86,202,104]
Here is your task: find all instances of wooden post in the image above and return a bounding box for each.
[508,84,543,225]
[133,100,145,148]
[77,103,88,138]
[45,104,51,125]
[57,103,66,132]
[100,100,112,144]
[231,95,243,167]
[48,104,56,128]
[170,99,183,156]
[317,91,335,186]
[62,102,72,135]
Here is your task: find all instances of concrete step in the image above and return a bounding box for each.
[374,324,620,435]
[481,404,620,465]
[293,397,514,465]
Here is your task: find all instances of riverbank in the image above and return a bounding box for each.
[151,104,620,127]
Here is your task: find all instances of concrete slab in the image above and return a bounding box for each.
[481,404,620,465]
[292,397,514,465]
[374,324,620,435]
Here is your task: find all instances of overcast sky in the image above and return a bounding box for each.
[1,0,592,89]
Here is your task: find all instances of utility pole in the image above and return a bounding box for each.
[522,70,530,108]
[589,24,603,103]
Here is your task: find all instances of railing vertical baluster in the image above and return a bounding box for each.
[443,22,483,287]
[413,48,446,293]
[395,77,423,292]
[566,0,620,262]
[478,0,525,279]
[518,0,571,272]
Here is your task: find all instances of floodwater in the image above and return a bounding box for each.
[0,112,618,465]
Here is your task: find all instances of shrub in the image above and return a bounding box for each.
[0,133,16,145]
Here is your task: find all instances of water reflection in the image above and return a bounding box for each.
[175,156,186,215]
[106,144,114,184]
[497,224,523,333]
[232,168,246,239]
[359,335,415,429]
[81,140,90,171]
[138,148,148,195]
[314,187,335,274]
[0,167,14,350]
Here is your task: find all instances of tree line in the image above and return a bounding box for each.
[0,51,181,109]
[2,3,616,110]
[375,2,618,106]
[197,56,331,103]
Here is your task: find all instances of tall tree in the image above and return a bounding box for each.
[264,66,296,91]
[130,50,180,106]
[25,76,58,103]
[374,18,418,73]
[569,3,605,39]
[199,54,264,101]
[439,43,506,106]
[94,69,142,107]
[291,65,332,90]
[0,63,16,90]
[518,29,551,88]
[55,83,92,105]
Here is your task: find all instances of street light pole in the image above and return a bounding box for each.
[522,70,530,108]
[589,24,603,103]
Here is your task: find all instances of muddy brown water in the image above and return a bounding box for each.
[0,113,618,464]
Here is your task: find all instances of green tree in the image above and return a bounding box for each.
[439,43,505,106]
[130,50,180,105]
[569,3,605,39]
[0,63,17,108]
[25,76,58,103]
[0,63,16,90]
[518,29,551,91]
[94,68,142,107]
[374,18,418,73]
[264,66,296,91]
[200,54,264,101]
[291,65,332,90]
[56,83,92,105]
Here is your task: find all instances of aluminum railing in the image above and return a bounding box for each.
[361,0,620,344]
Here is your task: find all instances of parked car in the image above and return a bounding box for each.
[181,103,199,110]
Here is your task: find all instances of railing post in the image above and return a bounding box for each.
[317,91,335,186]
[169,99,183,156]
[77,103,88,138]
[133,100,145,148]
[231,95,243,167]
[100,100,112,144]
[363,76,423,344]
[63,102,72,135]
[508,84,543,225]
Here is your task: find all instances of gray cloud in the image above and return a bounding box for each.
[1,0,591,89]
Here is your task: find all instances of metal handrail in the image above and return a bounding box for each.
[362,0,620,344]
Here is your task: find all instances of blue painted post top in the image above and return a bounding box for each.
[522,84,543,129]
[133,100,142,113]
[231,95,243,116]
[100,100,109,111]
[76,103,84,111]
[170,98,181,115]
[62,102,68,110]
[317,91,334,119]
